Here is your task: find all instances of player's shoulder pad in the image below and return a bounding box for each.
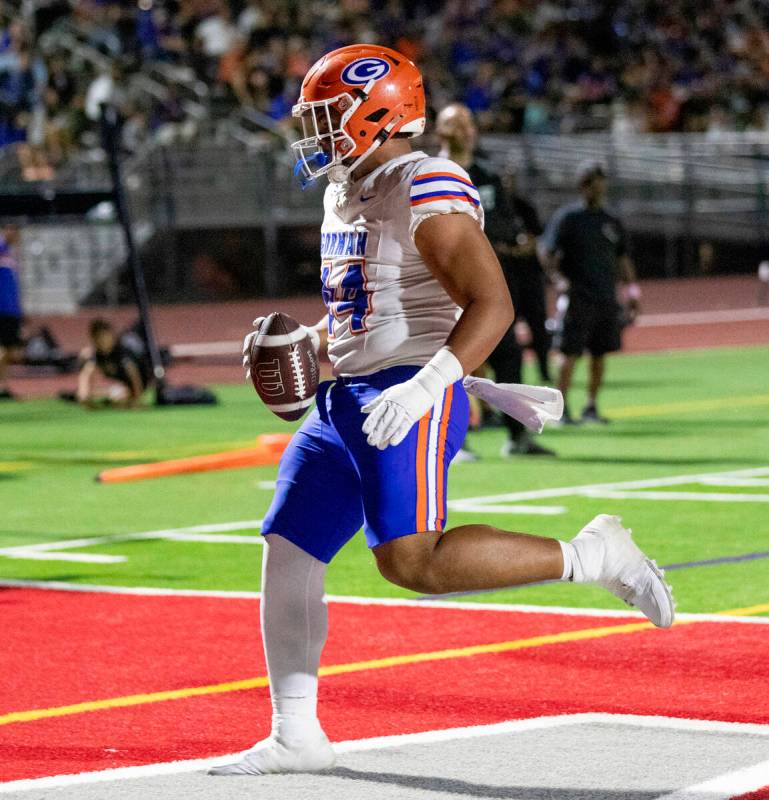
[408,156,481,210]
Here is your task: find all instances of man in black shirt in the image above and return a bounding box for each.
[436,103,554,456]
[539,161,640,424]
[77,318,151,407]
[499,170,552,384]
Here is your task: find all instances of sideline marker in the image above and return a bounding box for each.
[96,433,291,483]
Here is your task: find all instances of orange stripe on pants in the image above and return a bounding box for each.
[434,384,453,530]
[415,414,431,531]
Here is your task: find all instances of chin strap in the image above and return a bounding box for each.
[344,116,402,175]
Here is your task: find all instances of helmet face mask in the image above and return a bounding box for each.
[292,93,361,185]
[291,45,426,187]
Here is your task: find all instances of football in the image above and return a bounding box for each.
[248,312,320,421]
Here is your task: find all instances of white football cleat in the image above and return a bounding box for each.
[208,731,336,776]
[571,514,675,628]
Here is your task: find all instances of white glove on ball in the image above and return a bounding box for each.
[242,317,321,380]
[361,347,464,450]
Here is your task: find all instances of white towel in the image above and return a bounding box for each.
[462,377,564,433]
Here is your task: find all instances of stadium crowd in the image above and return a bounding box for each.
[2,0,769,174]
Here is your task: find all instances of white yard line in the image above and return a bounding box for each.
[3,467,769,562]
[701,477,769,487]
[1,577,768,624]
[0,520,264,563]
[655,758,769,799]
[448,466,769,513]
[1,713,767,793]
[582,490,769,502]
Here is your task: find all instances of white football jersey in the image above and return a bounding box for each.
[320,151,484,376]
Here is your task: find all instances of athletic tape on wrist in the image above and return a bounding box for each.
[415,347,464,401]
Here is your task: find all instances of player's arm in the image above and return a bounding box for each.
[76,357,97,406]
[362,214,514,450]
[618,254,636,284]
[414,212,514,373]
[311,314,330,360]
[509,198,542,258]
[616,218,641,319]
[537,211,568,291]
[618,254,641,320]
[120,359,144,407]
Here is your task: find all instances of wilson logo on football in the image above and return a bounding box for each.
[341,57,391,85]
[255,359,285,396]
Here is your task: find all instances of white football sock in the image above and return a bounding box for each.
[209,534,334,775]
[566,521,608,583]
[261,534,328,744]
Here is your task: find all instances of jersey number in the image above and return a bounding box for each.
[321,260,371,335]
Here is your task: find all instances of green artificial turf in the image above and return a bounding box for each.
[1,345,768,615]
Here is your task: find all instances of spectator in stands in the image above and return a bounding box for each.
[538,160,640,425]
[0,226,23,400]
[76,319,151,408]
[85,62,125,122]
[6,0,769,167]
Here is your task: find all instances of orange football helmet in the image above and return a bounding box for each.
[292,44,426,186]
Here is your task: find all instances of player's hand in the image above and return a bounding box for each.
[242,317,321,380]
[361,347,463,449]
[241,317,265,380]
[361,378,435,450]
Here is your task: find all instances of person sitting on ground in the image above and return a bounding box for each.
[76,318,151,408]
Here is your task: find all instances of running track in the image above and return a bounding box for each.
[12,274,769,397]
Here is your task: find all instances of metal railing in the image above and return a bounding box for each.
[6,130,769,309]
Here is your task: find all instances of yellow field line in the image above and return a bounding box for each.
[0,461,33,472]
[610,393,769,419]
[714,602,769,617]
[0,676,271,726]
[1,601,764,728]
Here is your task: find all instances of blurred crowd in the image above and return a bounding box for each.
[3,0,769,176]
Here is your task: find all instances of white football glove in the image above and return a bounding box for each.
[361,347,464,450]
[242,317,321,380]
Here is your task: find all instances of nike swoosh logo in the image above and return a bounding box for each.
[360,195,376,202]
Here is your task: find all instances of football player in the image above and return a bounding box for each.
[210,45,674,777]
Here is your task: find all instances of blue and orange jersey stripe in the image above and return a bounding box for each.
[414,385,456,533]
[434,384,454,531]
[410,172,480,208]
[411,171,477,188]
[415,413,431,531]
[410,191,480,207]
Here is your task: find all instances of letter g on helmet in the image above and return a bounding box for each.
[341,57,391,85]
